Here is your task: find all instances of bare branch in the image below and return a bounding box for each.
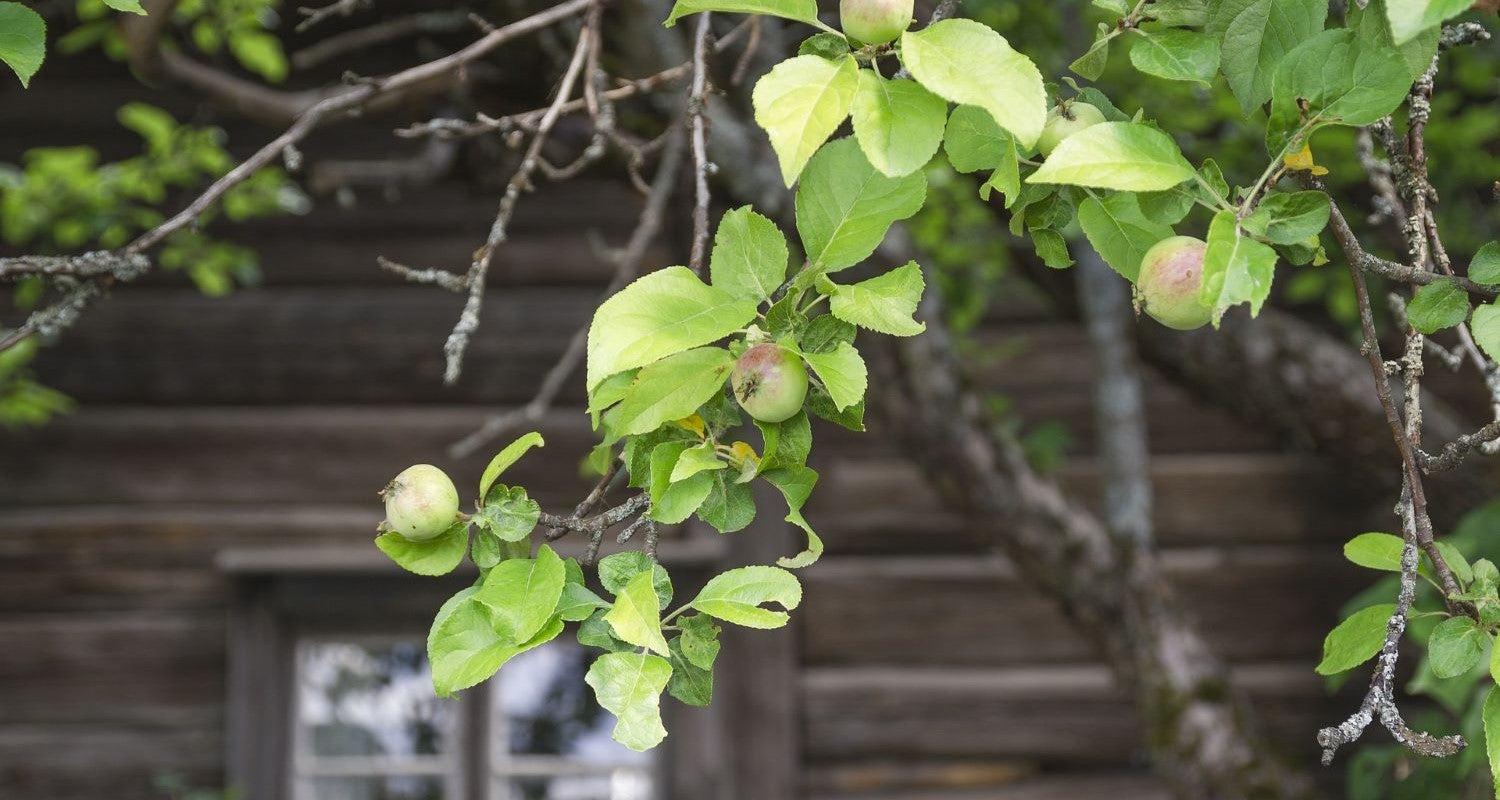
[686,13,714,275]
[292,11,470,69]
[441,17,595,384]
[447,128,689,458]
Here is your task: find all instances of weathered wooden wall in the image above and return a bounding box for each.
[0,37,1388,800]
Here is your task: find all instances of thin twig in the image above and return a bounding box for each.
[686,13,714,275]
[446,128,689,457]
[441,16,595,385]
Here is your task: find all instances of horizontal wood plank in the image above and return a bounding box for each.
[799,550,1366,666]
[802,663,1335,765]
[806,771,1170,800]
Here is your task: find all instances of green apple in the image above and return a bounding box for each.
[1037,101,1107,156]
[381,464,461,541]
[732,343,809,423]
[1137,235,1213,331]
[840,0,913,46]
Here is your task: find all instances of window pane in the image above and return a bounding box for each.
[492,644,651,768]
[499,771,654,800]
[297,639,459,758]
[307,776,446,800]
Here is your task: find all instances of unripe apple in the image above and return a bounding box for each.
[381,464,461,541]
[840,0,913,46]
[1037,102,1107,156]
[732,343,809,423]
[1137,235,1213,331]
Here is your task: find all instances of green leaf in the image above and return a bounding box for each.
[821,261,926,336]
[690,565,803,628]
[795,137,927,272]
[429,593,563,697]
[666,635,715,706]
[758,411,812,472]
[799,31,851,60]
[1344,532,1407,572]
[1241,191,1330,245]
[598,551,673,607]
[556,582,608,622]
[587,267,758,391]
[229,30,287,83]
[647,442,716,524]
[980,156,1022,208]
[673,617,723,703]
[589,372,636,431]
[102,0,147,11]
[584,652,673,751]
[1200,210,1278,325]
[1077,193,1175,281]
[375,521,469,576]
[1471,303,1500,363]
[943,105,1016,174]
[614,347,734,437]
[1406,280,1471,335]
[1069,32,1112,81]
[476,545,567,643]
[1485,686,1500,798]
[1028,122,1195,192]
[1386,0,1472,45]
[1490,635,1500,685]
[678,614,722,669]
[808,389,865,431]
[1429,616,1487,679]
[0,2,46,88]
[478,431,545,505]
[900,19,1047,148]
[798,313,857,354]
[1349,0,1440,81]
[604,571,671,656]
[801,341,866,411]
[1470,242,1500,285]
[1030,229,1073,270]
[850,72,948,178]
[1147,0,1209,26]
[1316,603,1395,675]
[762,466,823,569]
[752,54,860,186]
[1265,29,1412,154]
[670,441,727,482]
[1128,29,1220,86]
[1208,0,1327,115]
[710,206,789,302]
[578,609,633,652]
[474,485,541,542]
[665,0,822,28]
[697,472,757,533]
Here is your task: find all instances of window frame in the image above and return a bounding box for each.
[221,520,796,800]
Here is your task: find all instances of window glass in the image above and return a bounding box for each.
[491,644,655,799]
[293,638,462,799]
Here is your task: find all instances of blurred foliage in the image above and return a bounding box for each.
[58,0,288,82]
[0,338,73,429]
[0,102,307,295]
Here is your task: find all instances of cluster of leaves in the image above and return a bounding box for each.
[369,0,1493,762]
[373,432,803,751]
[0,103,307,295]
[1323,500,1500,799]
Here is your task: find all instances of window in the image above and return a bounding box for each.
[290,635,654,800]
[223,543,794,800]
